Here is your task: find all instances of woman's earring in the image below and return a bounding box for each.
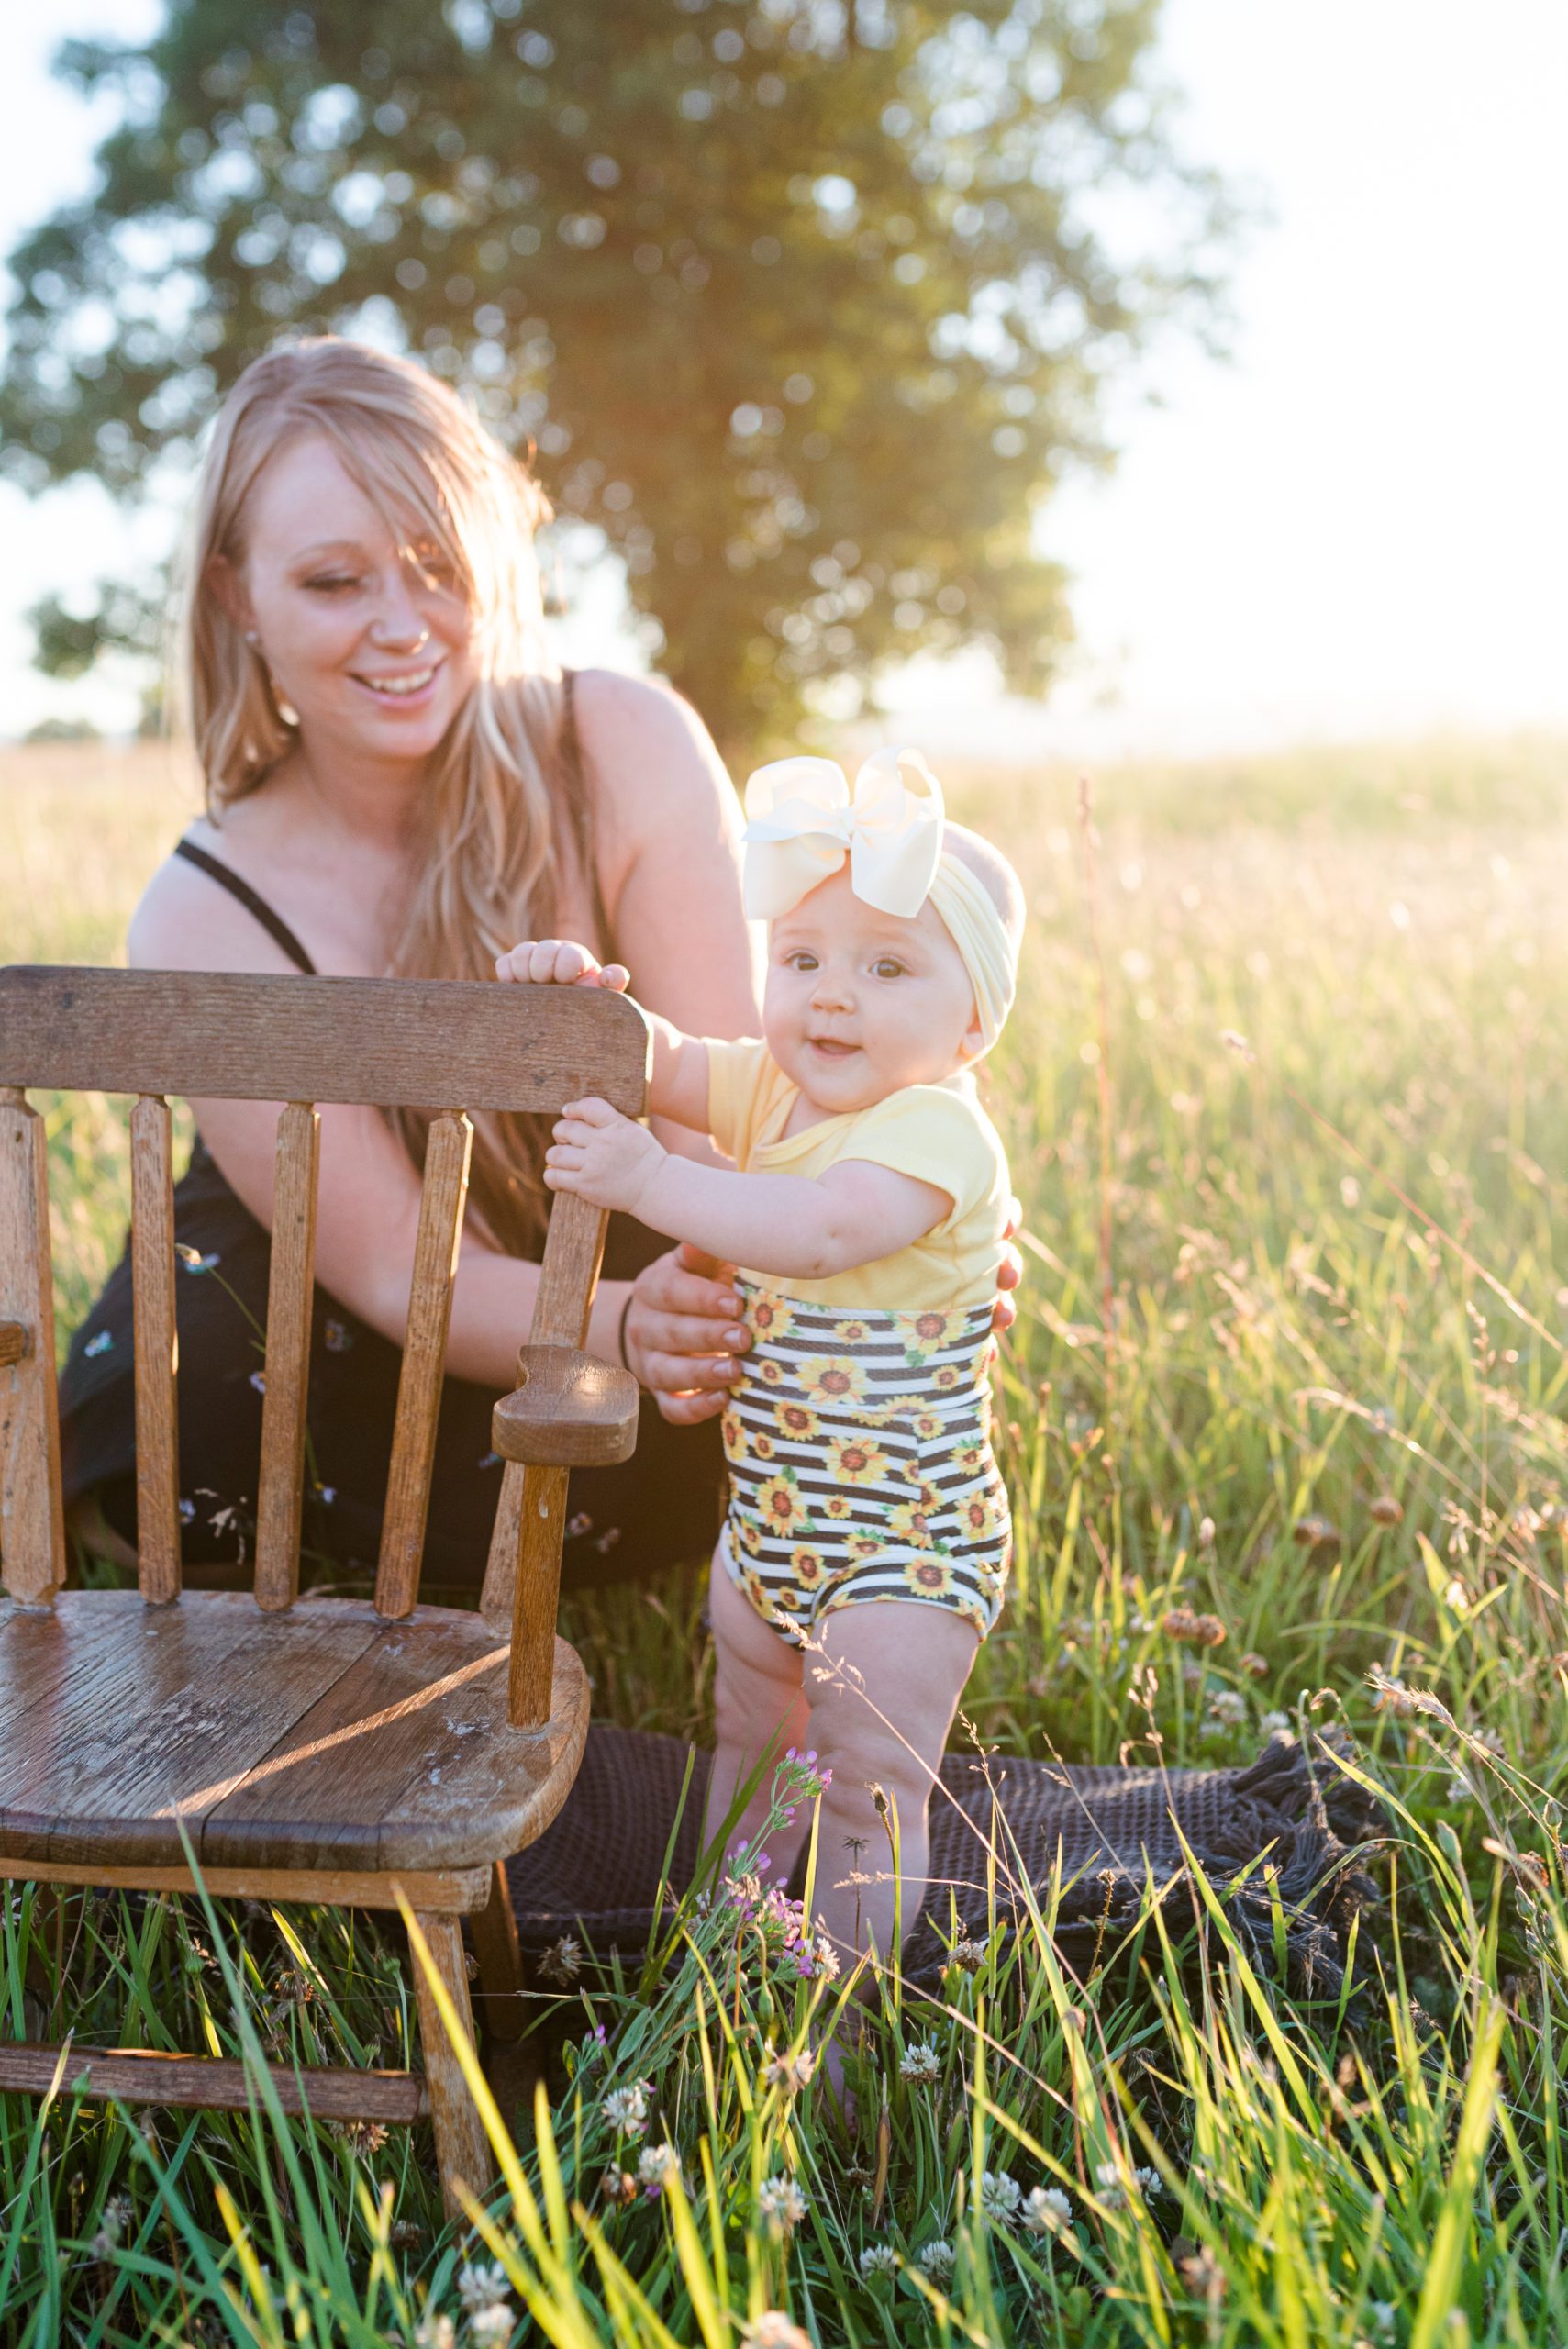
[244,629,261,648]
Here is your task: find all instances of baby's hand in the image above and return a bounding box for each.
[495,939,629,990]
[546,1097,665,1216]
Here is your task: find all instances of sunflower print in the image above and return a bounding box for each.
[795,1355,868,1410]
[720,1281,1009,1640]
[825,1432,892,1486]
[753,1472,813,1541]
[747,1290,796,1344]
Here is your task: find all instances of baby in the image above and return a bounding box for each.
[496,747,1022,1978]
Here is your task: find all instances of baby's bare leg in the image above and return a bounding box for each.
[704,1548,811,1873]
[803,1602,979,1975]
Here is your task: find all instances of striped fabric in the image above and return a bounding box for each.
[719,1282,1011,1637]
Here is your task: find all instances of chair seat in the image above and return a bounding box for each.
[0,1589,588,1874]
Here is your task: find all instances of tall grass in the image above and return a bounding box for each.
[2,735,1567,2343]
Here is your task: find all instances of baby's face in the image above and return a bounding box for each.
[762,866,980,1119]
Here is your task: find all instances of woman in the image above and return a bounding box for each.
[60,338,1016,1593]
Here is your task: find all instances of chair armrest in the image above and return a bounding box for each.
[492,1345,639,1468]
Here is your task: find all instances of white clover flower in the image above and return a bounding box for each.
[917,2238,956,2279]
[414,2318,456,2349]
[1133,2165,1166,2198]
[456,2263,511,2316]
[469,2310,515,2348]
[859,2244,898,2277]
[1093,2160,1127,2211]
[90,2191,133,2259]
[899,2041,941,2084]
[1207,1689,1247,1726]
[1260,1709,1291,1736]
[740,2316,812,2349]
[638,2143,682,2194]
[1022,2186,1073,2234]
[1367,2304,1396,2341]
[600,2083,650,2137]
[757,2174,808,2232]
[979,2169,1021,2222]
[762,2044,817,2094]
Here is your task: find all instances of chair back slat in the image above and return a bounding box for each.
[481,1188,611,1629]
[496,1191,611,1727]
[129,1096,181,1603]
[0,968,649,1112]
[0,1088,65,1607]
[254,1103,321,1611]
[374,1111,473,1620]
[0,966,649,1631]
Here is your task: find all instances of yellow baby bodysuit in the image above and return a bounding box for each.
[704,1037,1011,1311]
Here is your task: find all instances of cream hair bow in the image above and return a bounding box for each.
[740,746,944,921]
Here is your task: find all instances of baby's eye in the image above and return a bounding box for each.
[785,950,819,971]
[872,956,906,979]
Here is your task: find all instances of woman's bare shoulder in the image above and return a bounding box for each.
[127,828,302,976]
[572,668,736,829]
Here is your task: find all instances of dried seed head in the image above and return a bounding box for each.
[1369,1493,1404,1526]
[1240,1651,1269,1678]
[1293,1514,1340,1548]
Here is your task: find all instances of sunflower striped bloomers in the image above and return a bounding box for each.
[719,1281,1012,1640]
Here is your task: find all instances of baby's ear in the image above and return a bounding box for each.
[957,1005,986,1064]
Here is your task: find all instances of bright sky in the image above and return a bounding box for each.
[3,0,1566,755]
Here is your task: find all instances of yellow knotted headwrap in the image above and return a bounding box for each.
[742,746,1018,1057]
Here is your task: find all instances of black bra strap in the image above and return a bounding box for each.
[173,839,319,975]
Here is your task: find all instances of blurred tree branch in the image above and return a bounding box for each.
[1,0,1237,758]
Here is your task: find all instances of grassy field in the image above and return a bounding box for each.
[4,733,1568,2344]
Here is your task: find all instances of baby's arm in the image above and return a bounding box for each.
[495,938,711,1133]
[546,1099,949,1281]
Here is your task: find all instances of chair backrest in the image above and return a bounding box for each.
[0,965,649,1679]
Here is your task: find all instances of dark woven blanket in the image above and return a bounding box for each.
[507,1725,1384,1999]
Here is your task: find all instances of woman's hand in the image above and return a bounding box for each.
[621,1241,751,1425]
[495,938,629,989]
[993,1196,1024,1335]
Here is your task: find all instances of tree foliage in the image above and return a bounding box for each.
[1,0,1230,754]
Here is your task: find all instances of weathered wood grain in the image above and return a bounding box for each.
[129,1096,181,1604]
[482,1189,612,1628]
[375,1113,473,1620]
[206,1620,589,1872]
[492,1345,639,1468]
[0,1590,588,1874]
[0,1090,64,1606]
[254,1102,320,1610]
[0,2043,431,2120]
[506,1190,615,1722]
[0,1590,380,1866]
[410,1909,493,2216]
[0,966,650,1112]
[0,1854,494,1912]
[0,1324,27,1369]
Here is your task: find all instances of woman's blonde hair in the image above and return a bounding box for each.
[183,337,589,1251]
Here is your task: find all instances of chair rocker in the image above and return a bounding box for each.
[0,964,645,2215]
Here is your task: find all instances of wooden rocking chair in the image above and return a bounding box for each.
[0,965,645,2216]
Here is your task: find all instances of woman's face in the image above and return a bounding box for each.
[221,431,476,770]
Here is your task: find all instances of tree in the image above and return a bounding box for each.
[1,0,1229,758]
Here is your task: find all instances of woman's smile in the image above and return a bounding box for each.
[350,656,446,708]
